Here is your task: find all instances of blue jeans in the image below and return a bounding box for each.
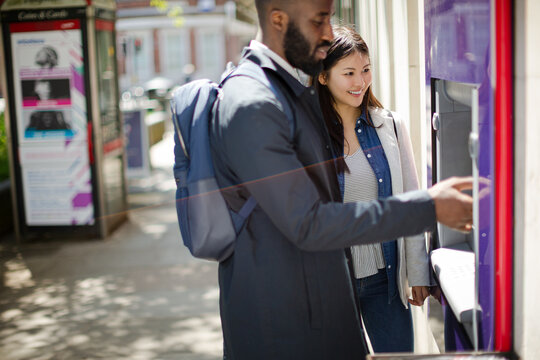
[356,269,413,353]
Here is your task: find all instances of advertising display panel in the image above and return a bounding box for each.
[1,0,125,239]
[9,19,94,226]
[123,109,150,178]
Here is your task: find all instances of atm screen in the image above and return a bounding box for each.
[433,79,478,252]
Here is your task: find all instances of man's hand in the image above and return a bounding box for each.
[408,286,430,306]
[427,177,473,232]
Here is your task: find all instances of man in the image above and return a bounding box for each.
[210,0,472,358]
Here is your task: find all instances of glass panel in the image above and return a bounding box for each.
[196,29,224,82]
[163,31,188,81]
[95,21,126,217]
[102,155,125,218]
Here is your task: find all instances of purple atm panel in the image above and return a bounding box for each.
[425,0,494,351]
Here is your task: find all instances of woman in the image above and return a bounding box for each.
[35,46,58,69]
[315,26,431,352]
[34,79,52,100]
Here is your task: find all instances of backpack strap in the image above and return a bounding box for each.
[231,196,258,233]
[222,61,296,141]
[219,61,297,233]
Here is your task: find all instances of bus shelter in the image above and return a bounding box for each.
[0,0,127,240]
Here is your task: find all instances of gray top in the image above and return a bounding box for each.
[344,148,386,278]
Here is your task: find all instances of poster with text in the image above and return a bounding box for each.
[19,139,94,226]
[11,20,87,144]
[10,20,94,226]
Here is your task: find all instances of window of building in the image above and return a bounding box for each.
[196,28,224,82]
[160,29,189,83]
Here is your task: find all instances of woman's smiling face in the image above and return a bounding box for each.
[319,50,372,113]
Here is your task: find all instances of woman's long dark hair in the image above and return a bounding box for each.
[315,26,383,173]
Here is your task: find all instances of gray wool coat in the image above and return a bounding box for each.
[209,47,436,360]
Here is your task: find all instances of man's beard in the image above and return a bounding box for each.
[283,21,328,76]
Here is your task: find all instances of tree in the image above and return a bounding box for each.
[150,0,184,27]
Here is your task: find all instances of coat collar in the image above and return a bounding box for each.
[239,46,308,97]
[248,40,309,85]
[368,107,393,128]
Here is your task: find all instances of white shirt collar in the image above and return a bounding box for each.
[248,40,310,87]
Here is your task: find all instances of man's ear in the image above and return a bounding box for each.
[318,73,328,85]
[270,9,288,32]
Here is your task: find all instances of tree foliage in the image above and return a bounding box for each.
[150,0,184,27]
[0,112,9,181]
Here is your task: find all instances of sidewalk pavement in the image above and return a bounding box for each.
[0,131,223,360]
[0,129,446,359]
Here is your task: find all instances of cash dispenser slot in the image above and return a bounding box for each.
[430,79,481,350]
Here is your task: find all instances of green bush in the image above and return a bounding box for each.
[0,112,9,181]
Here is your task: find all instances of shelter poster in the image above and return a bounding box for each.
[123,109,151,178]
[10,20,94,226]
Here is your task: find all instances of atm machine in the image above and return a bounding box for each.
[425,0,513,355]
[370,1,514,358]
[430,79,485,350]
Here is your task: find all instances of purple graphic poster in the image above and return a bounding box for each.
[123,109,150,178]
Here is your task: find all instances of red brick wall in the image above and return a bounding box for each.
[117,38,126,76]
[188,0,227,6]
[190,28,197,69]
[116,0,150,9]
[153,29,161,74]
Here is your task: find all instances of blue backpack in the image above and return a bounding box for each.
[171,60,295,261]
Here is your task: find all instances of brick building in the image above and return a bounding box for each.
[116,0,257,91]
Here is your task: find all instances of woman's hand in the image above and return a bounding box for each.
[408,286,430,306]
